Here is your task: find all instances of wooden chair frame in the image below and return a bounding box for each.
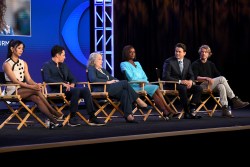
[42,82,90,126]
[153,68,183,119]
[0,73,46,130]
[194,80,222,116]
[87,82,123,124]
[127,80,165,121]
[41,69,89,126]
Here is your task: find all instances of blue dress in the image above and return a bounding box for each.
[120,61,158,97]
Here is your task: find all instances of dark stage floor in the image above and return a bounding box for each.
[0,105,250,155]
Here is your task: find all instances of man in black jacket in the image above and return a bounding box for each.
[42,45,104,126]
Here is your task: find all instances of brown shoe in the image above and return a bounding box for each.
[231,96,249,109]
[222,105,234,118]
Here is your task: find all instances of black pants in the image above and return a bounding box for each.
[177,84,202,113]
[107,80,139,117]
[64,87,95,117]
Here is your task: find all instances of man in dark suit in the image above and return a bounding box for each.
[162,43,202,119]
[42,45,104,126]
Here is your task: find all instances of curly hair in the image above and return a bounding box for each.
[0,0,7,31]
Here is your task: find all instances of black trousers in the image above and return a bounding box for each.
[64,87,95,117]
[177,84,202,112]
[107,80,139,117]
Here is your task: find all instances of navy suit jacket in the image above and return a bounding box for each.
[87,65,117,92]
[162,56,195,81]
[42,60,77,92]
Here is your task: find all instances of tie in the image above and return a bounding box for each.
[179,60,183,73]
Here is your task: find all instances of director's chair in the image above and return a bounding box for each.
[194,80,222,116]
[0,72,46,130]
[41,69,89,126]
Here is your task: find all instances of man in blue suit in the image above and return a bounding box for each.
[162,43,202,119]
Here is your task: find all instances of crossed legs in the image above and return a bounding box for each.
[18,88,62,124]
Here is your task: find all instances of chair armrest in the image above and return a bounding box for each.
[76,82,90,90]
[127,81,147,91]
[195,80,211,90]
[0,83,20,96]
[42,82,64,94]
[150,80,178,91]
[128,80,147,84]
[88,82,108,92]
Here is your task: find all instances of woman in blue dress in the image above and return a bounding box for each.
[120,45,177,118]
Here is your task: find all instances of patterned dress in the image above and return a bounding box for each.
[4,58,25,95]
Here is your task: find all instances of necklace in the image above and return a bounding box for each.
[97,68,109,80]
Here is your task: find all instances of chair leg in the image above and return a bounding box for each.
[195,96,211,115]
[17,103,46,130]
[93,100,109,118]
[209,97,221,116]
[0,103,29,129]
[104,99,123,124]
[164,96,179,114]
[143,96,163,121]
[76,112,89,125]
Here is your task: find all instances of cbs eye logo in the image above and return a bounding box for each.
[61,1,90,66]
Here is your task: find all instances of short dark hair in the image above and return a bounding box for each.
[51,45,65,57]
[175,43,187,52]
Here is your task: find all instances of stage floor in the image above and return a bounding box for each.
[0,106,250,154]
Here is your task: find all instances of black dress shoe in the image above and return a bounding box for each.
[184,113,202,119]
[193,114,202,119]
[125,117,138,123]
[49,122,63,129]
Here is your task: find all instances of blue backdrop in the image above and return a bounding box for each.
[0,0,90,83]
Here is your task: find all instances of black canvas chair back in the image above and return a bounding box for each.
[0,72,6,84]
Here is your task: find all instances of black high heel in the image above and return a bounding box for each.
[53,114,66,121]
[162,113,170,120]
[49,122,63,129]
